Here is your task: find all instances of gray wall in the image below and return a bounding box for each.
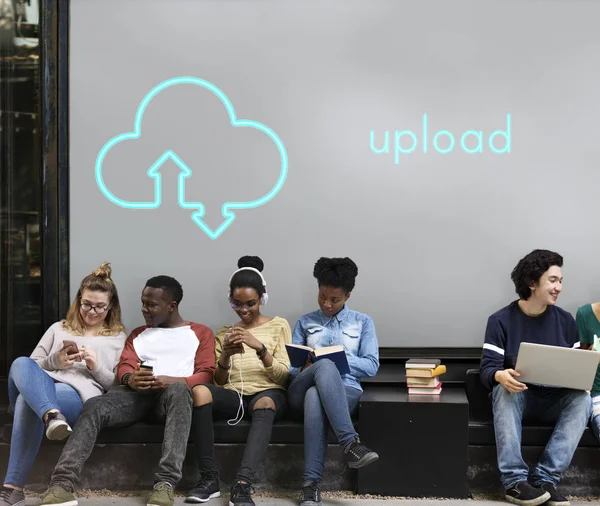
[70,0,600,347]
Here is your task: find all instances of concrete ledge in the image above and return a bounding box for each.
[4,442,600,497]
[0,443,353,492]
[468,446,600,496]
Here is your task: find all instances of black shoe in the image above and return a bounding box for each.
[185,471,220,503]
[228,481,255,506]
[0,486,25,506]
[539,482,570,506]
[301,481,322,505]
[505,481,551,506]
[344,437,379,469]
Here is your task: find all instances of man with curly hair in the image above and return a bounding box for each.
[481,249,591,506]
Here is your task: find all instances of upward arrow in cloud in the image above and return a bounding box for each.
[149,150,239,239]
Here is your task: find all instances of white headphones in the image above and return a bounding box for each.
[228,267,269,306]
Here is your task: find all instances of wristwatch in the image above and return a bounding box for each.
[257,344,268,360]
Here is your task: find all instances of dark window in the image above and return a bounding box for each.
[0,0,43,403]
[0,0,68,406]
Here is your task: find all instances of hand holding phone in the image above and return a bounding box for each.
[223,329,244,356]
[129,362,156,391]
[62,340,82,360]
[57,340,82,369]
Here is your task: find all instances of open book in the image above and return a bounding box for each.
[286,344,350,375]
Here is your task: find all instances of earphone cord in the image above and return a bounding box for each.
[227,354,244,426]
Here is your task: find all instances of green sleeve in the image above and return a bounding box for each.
[576,307,592,344]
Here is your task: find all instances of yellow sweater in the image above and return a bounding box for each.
[214,317,291,395]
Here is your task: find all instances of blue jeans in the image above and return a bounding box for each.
[4,357,83,488]
[287,359,362,483]
[492,383,591,489]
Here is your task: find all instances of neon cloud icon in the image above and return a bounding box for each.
[95,76,288,239]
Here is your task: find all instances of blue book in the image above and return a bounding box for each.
[286,344,350,375]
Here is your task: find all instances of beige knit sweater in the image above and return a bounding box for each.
[214,317,291,395]
[30,321,127,402]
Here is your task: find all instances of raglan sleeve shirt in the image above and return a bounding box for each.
[116,326,146,383]
[186,323,216,388]
[117,324,216,388]
[480,315,507,390]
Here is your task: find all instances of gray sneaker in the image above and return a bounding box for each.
[0,486,25,506]
[45,411,72,441]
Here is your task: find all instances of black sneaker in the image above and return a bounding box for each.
[344,437,379,469]
[505,481,551,506]
[301,481,322,505]
[0,486,25,506]
[228,481,255,506]
[539,482,570,506]
[45,411,72,441]
[185,471,220,503]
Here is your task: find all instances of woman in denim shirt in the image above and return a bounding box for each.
[288,257,380,506]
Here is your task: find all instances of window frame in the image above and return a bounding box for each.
[40,0,70,327]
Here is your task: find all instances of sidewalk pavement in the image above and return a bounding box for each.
[21,498,600,506]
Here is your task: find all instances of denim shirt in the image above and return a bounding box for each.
[290,305,380,392]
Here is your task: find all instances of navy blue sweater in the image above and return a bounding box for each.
[480,300,580,390]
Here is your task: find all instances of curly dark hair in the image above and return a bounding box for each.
[511,249,563,300]
[145,275,183,305]
[229,256,266,298]
[313,257,358,294]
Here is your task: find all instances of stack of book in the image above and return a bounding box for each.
[405,358,446,395]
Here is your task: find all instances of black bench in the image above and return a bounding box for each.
[4,366,600,496]
[2,418,351,445]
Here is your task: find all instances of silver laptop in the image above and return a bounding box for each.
[515,342,600,390]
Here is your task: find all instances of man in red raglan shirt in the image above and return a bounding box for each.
[40,276,215,506]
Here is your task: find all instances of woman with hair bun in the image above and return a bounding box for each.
[0,263,127,506]
[288,257,380,506]
[185,256,291,506]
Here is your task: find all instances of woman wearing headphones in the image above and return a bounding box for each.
[185,256,291,506]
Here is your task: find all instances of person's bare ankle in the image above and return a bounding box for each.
[2,484,22,491]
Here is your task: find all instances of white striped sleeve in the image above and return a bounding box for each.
[483,343,505,356]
